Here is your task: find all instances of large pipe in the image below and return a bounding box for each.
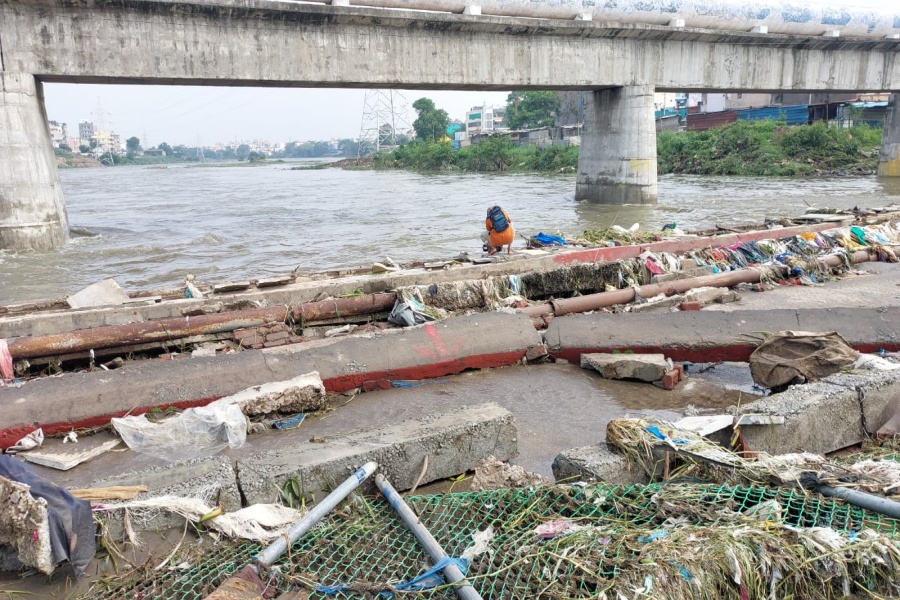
[305,0,900,39]
[815,483,900,520]
[6,293,397,360]
[375,473,484,600]
[524,250,872,319]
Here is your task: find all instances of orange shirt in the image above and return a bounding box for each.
[485,209,514,247]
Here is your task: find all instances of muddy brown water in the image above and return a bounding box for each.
[2,163,899,304]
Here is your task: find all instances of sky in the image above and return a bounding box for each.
[44,84,510,147]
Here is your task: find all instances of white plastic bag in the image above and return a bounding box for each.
[112,403,247,462]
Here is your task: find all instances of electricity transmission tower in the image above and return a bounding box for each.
[357,90,412,157]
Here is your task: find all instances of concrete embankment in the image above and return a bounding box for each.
[0,312,541,448]
[545,306,900,363]
[3,305,898,449]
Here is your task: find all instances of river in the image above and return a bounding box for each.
[2,162,899,305]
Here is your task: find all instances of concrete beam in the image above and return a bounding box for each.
[878,93,900,177]
[576,86,657,204]
[1,1,897,92]
[89,454,243,511]
[738,369,900,455]
[0,74,69,251]
[545,307,900,364]
[236,403,517,504]
[552,443,648,485]
[0,312,541,448]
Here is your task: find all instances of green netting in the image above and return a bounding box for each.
[83,482,900,600]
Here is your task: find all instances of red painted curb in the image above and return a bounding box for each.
[0,349,526,449]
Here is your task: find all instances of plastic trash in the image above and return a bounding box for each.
[111,403,247,462]
[7,428,44,452]
[0,339,15,380]
[388,292,436,327]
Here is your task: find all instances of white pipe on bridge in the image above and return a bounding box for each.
[300,0,900,40]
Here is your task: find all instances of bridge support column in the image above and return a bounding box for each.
[0,73,69,251]
[576,85,657,204]
[878,93,900,177]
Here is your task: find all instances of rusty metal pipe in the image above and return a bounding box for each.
[7,293,397,360]
[523,250,872,319]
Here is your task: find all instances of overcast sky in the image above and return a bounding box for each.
[44,84,510,147]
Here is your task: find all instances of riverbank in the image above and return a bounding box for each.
[369,121,882,176]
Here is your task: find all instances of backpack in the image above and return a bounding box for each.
[488,206,509,233]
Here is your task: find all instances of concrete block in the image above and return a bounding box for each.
[714,290,741,304]
[737,380,866,455]
[581,353,669,382]
[217,372,326,417]
[552,444,648,486]
[236,403,517,505]
[683,286,728,304]
[629,294,683,312]
[90,455,242,512]
[525,344,549,364]
[67,279,130,309]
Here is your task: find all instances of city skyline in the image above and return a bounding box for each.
[44,84,510,148]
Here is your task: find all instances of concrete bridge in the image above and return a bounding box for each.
[1,0,899,251]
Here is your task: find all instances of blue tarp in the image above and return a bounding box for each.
[735,104,809,125]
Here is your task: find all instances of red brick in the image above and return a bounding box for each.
[263,339,287,348]
[238,335,263,347]
[654,369,680,390]
[288,335,305,344]
[233,328,261,341]
[673,364,685,382]
[260,323,290,334]
[679,301,702,311]
[248,342,265,350]
[361,379,392,392]
[264,331,290,343]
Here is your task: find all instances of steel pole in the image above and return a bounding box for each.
[254,461,378,568]
[375,473,484,600]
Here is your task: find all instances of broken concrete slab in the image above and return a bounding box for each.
[581,353,669,382]
[471,456,549,490]
[737,380,865,456]
[89,454,242,512]
[719,368,900,456]
[673,415,734,437]
[21,436,121,471]
[66,278,131,309]
[237,403,517,505]
[218,372,326,417]
[551,444,648,486]
[683,286,730,305]
[0,475,54,574]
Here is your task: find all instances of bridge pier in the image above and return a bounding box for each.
[878,93,900,178]
[575,85,657,204]
[0,73,69,251]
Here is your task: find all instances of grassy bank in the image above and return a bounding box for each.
[373,120,882,176]
[658,120,882,176]
[373,136,578,173]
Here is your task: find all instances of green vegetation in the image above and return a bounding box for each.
[412,97,451,142]
[505,91,559,129]
[375,120,882,176]
[657,120,882,176]
[373,136,578,173]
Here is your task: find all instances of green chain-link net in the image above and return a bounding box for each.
[83,482,900,600]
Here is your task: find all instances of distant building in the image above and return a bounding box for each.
[465,104,506,135]
[48,121,68,147]
[78,121,94,144]
[143,148,166,156]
